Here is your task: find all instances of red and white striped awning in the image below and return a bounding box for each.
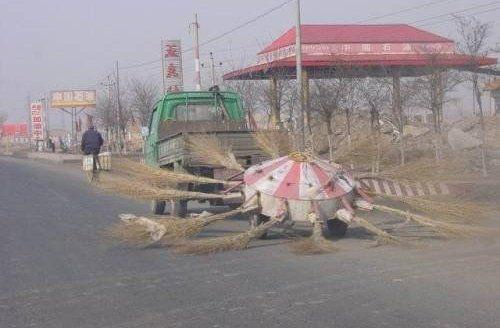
[244,155,354,201]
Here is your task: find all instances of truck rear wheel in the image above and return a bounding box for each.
[151,200,166,215]
[171,200,188,218]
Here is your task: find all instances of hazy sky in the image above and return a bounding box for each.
[1,0,499,123]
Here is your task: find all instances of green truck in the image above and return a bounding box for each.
[144,90,263,216]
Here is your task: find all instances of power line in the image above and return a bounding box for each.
[193,0,294,49]
[356,0,453,23]
[119,0,293,71]
[121,58,161,70]
[410,1,500,24]
[417,6,500,27]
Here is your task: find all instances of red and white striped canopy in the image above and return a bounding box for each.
[244,154,354,201]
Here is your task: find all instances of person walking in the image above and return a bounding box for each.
[81,125,103,170]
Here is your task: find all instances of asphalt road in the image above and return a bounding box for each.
[1,156,500,328]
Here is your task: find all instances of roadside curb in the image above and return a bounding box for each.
[24,152,82,164]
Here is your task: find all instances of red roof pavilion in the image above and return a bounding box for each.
[224,24,497,80]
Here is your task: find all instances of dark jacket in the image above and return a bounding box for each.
[81,128,104,154]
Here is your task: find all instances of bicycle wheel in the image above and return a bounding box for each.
[86,170,95,183]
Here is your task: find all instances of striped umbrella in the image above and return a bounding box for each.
[243,154,354,201]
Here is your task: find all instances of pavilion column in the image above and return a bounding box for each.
[269,75,280,129]
[392,69,405,165]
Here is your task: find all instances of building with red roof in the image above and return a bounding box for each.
[0,123,29,143]
[224,24,496,80]
[223,24,497,128]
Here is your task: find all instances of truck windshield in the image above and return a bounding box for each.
[173,103,225,122]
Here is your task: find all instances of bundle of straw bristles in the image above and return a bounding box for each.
[103,206,258,249]
[91,157,237,202]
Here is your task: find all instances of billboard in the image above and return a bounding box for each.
[30,102,44,141]
[0,123,28,138]
[162,40,183,92]
[50,90,97,108]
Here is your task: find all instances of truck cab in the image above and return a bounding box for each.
[145,90,246,167]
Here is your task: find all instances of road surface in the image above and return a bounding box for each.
[1,156,499,328]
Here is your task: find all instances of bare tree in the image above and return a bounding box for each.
[95,92,117,151]
[224,72,296,131]
[359,78,391,133]
[225,79,267,128]
[128,78,160,127]
[358,77,391,171]
[310,73,354,159]
[455,15,492,176]
[0,112,7,126]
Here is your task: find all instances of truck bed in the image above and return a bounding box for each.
[157,120,266,168]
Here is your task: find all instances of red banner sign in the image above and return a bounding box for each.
[258,42,455,64]
[162,40,184,92]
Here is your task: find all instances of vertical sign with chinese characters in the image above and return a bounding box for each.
[162,40,183,93]
[30,101,44,141]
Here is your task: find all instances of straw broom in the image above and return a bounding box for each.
[158,204,259,244]
[353,216,409,246]
[104,199,259,247]
[112,158,229,186]
[95,175,225,201]
[186,134,244,172]
[173,217,280,255]
[102,216,179,248]
[372,204,486,237]
[289,219,338,255]
[377,156,474,182]
[252,131,291,159]
[382,195,489,223]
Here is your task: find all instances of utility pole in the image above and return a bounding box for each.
[209,52,216,86]
[106,75,113,101]
[192,13,202,91]
[295,0,305,150]
[115,60,125,153]
[161,40,166,94]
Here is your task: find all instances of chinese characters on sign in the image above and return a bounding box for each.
[50,90,97,108]
[162,40,183,92]
[257,42,455,64]
[30,102,44,141]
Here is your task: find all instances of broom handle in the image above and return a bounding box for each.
[204,205,259,224]
[373,204,439,228]
[354,216,406,244]
[203,195,259,224]
[247,199,287,239]
[354,216,392,238]
[247,218,280,239]
[372,204,485,237]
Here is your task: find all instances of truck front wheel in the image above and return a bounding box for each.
[151,200,166,215]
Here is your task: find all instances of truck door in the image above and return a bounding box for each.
[145,106,161,166]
